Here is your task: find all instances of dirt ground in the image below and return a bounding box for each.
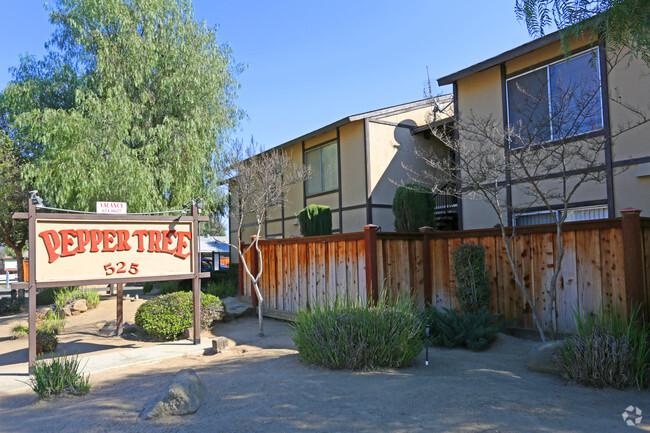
[1,297,649,433]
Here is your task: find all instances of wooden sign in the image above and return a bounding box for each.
[35,219,194,285]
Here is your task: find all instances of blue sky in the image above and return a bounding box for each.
[0,1,540,149]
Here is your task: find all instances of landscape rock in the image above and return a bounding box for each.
[141,369,206,419]
[212,337,229,354]
[71,299,88,313]
[62,306,71,317]
[221,297,255,321]
[527,341,563,375]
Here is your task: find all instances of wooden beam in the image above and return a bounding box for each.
[363,225,379,304]
[192,204,201,344]
[28,198,36,369]
[116,283,124,336]
[620,208,645,313]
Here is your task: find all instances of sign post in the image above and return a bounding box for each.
[13,200,209,368]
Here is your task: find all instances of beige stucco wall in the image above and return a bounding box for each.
[339,121,367,208]
[455,35,650,229]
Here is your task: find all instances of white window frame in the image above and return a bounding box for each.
[304,139,339,196]
[506,48,605,148]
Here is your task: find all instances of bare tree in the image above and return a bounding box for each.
[405,49,649,341]
[225,139,311,336]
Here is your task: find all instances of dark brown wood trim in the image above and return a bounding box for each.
[453,81,463,230]
[364,118,372,225]
[15,212,208,222]
[620,209,644,313]
[509,129,606,153]
[599,41,615,217]
[33,272,211,289]
[514,199,608,215]
[502,63,513,226]
[304,189,339,200]
[28,198,36,368]
[504,43,599,80]
[302,140,307,209]
[255,232,365,245]
[363,225,379,304]
[370,203,392,209]
[336,127,343,232]
[116,283,123,337]
[613,156,650,168]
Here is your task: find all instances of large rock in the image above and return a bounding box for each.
[221,297,255,320]
[527,341,563,375]
[71,299,88,313]
[141,369,206,420]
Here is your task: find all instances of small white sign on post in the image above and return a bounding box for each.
[96,202,127,214]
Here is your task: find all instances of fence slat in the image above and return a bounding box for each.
[246,218,639,334]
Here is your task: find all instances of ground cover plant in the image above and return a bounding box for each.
[421,306,510,351]
[290,292,424,370]
[28,353,91,399]
[0,294,25,314]
[135,291,224,341]
[556,306,650,389]
[36,330,59,354]
[11,311,66,340]
[53,287,100,311]
[206,280,237,298]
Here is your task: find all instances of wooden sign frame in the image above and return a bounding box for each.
[13,200,209,368]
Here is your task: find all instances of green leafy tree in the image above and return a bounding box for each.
[0,131,28,281]
[6,0,242,213]
[515,0,650,64]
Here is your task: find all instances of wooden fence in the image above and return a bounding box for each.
[239,209,650,333]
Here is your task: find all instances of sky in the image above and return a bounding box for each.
[0,0,542,150]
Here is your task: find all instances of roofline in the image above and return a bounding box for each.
[269,97,446,153]
[411,116,454,135]
[437,31,565,86]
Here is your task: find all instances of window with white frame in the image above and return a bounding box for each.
[515,205,608,226]
[305,140,338,195]
[506,48,604,147]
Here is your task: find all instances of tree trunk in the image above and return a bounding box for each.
[15,249,24,283]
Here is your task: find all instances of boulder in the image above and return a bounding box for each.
[71,299,88,313]
[212,337,229,353]
[221,297,255,320]
[141,369,206,419]
[527,341,563,375]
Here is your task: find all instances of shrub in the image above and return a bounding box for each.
[28,353,91,399]
[11,324,28,339]
[36,287,66,306]
[135,291,224,341]
[297,204,333,236]
[142,282,154,293]
[53,288,100,311]
[392,184,436,232]
[36,330,59,354]
[290,293,424,370]
[421,306,510,351]
[556,306,650,389]
[36,310,66,334]
[0,295,25,314]
[451,244,491,313]
[206,280,237,298]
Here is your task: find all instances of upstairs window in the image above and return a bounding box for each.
[305,140,338,195]
[506,49,604,147]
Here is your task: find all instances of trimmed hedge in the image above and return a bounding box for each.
[135,291,224,341]
[297,204,333,236]
[392,184,436,232]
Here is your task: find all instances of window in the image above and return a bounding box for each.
[515,205,608,226]
[506,49,604,147]
[305,140,338,195]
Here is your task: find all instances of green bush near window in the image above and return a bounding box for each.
[556,306,650,389]
[135,291,224,341]
[297,204,333,237]
[392,184,436,232]
[290,292,424,370]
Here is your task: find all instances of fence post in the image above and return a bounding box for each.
[250,235,259,308]
[363,225,379,304]
[420,226,434,306]
[238,242,244,297]
[620,208,644,314]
